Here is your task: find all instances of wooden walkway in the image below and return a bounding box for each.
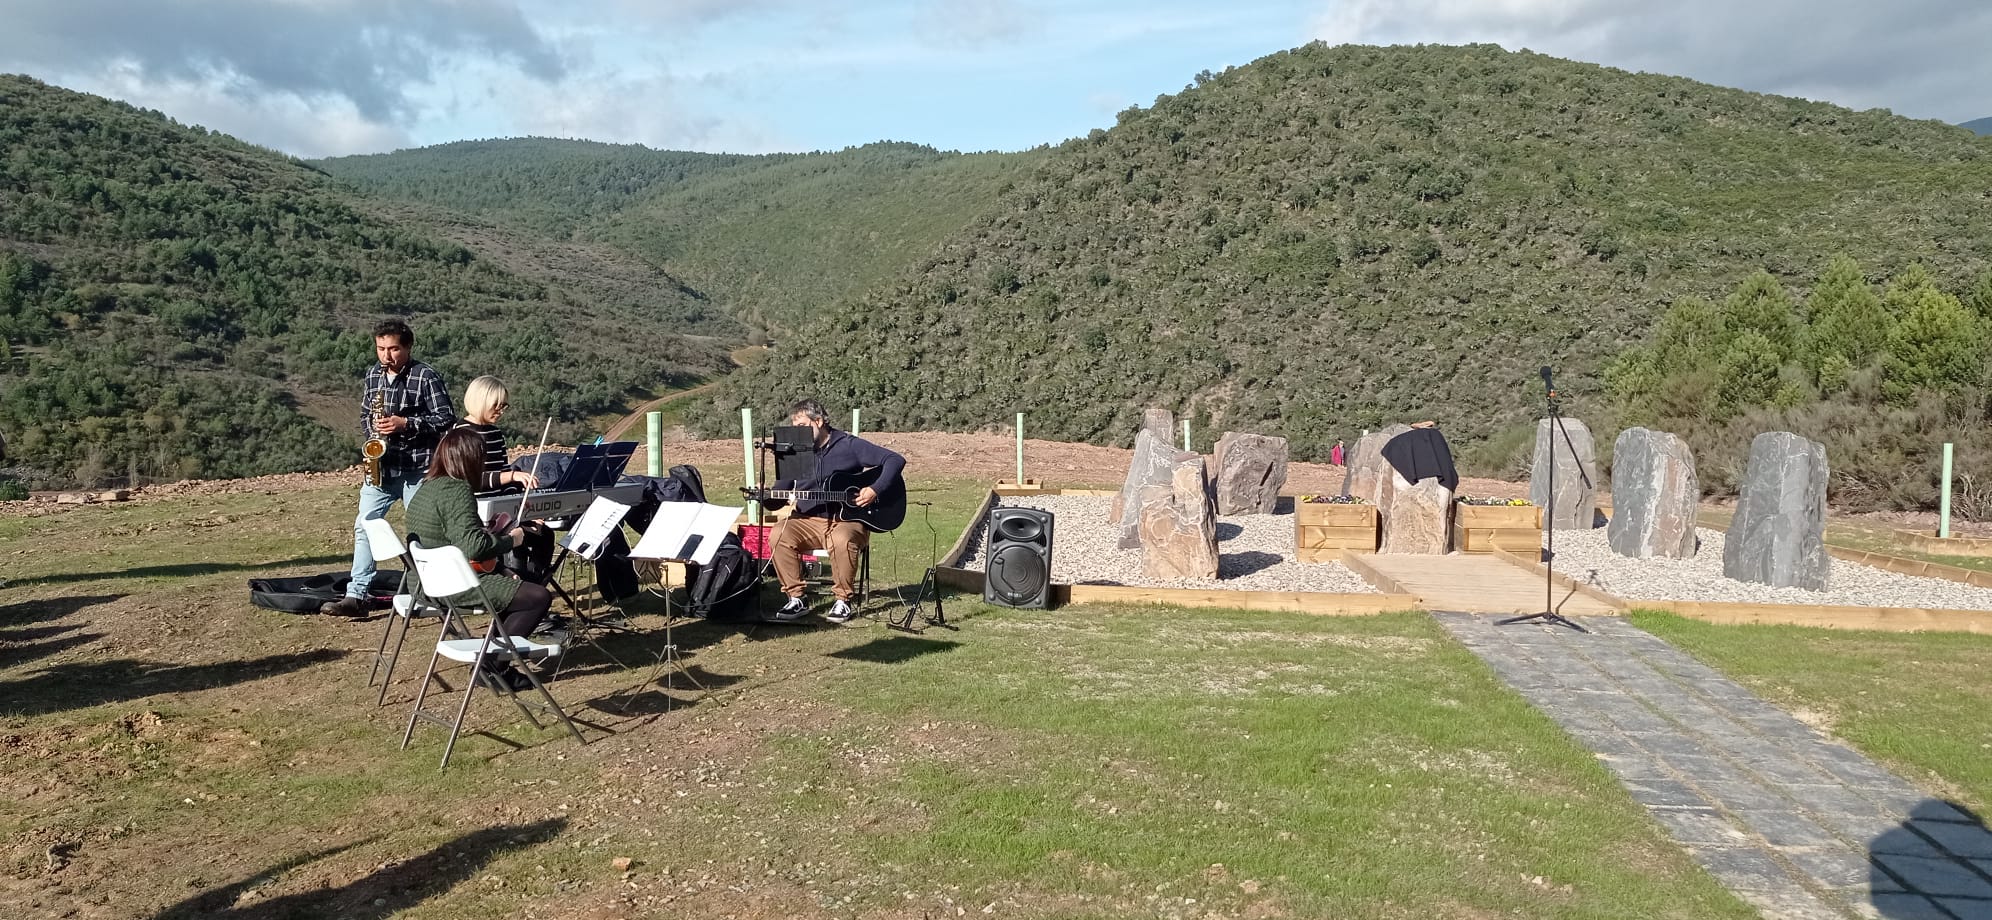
[1347,553,1621,616]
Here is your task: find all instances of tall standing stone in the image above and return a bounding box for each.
[1111,429,1192,549]
[1142,408,1177,444]
[1138,457,1221,579]
[1607,428,1700,559]
[1529,417,1600,529]
[1723,431,1829,590]
[1211,432,1289,515]
[1601,428,1697,557]
[1381,474,1453,554]
[1342,423,1414,514]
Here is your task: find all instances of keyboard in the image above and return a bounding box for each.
[477,483,645,525]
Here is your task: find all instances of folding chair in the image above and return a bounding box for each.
[361,517,471,705]
[399,541,585,771]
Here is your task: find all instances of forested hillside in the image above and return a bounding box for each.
[1963,117,1992,136]
[0,76,736,488]
[319,140,1043,333]
[690,43,1992,472]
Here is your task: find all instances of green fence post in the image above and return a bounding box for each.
[1941,442,1954,539]
[742,407,759,525]
[646,411,662,477]
[1016,412,1025,484]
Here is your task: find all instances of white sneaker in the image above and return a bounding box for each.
[772,597,808,621]
[826,600,855,623]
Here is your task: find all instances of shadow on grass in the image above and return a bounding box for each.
[0,625,103,671]
[0,649,346,718]
[150,818,567,919]
[26,555,351,587]
[829,636,961,664]
[0,593,125,627]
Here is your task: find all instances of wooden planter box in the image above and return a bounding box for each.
[1295,502,1379,561]
[1453,504,1542,554]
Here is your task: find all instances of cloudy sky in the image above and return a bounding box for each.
[1,0,1985,159]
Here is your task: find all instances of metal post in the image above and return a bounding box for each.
[741,407,759,525]
[851,408,860,436]
[1181,419,1191,452]
[645,411,662,476]
[1016,412,1025,484]
[1941,442,1954,539]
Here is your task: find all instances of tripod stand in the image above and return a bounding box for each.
[614,559,720,713]
[1498,366,1590,632]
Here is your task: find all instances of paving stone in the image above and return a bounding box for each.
[1913,820,1992,860]
[1872,827,1947,858]
[1731,885,1862,920]
[1655,809,1752,846]
[1867,893,1954,920]
[1907,800,1985,825]
[1624,777,1713,809]
[1696,843,1808,890]
[1595,752,1674,781]
[1933,896,1992,919]
[1776,845,1878,887]
[1873,854,1992,898]
[1738,810,1847,849]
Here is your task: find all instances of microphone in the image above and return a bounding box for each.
[1539,366,1553,387]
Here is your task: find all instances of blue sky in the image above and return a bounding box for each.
[0,0,1986,159]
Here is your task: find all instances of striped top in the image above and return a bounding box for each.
[455,421,510,493]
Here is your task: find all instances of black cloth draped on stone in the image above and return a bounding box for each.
[1381,427,1459,492]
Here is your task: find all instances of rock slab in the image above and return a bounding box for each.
[1723,431,1829,590]
[1529,417,1600,529]
[1111,429,1192,549]
[1381,473,1452,554]
[1211,431,1289,515]
[1342,423,1414,514]
[1138,457,1220,579]
[1142,408,1177,444]
[1607,428,1700,559]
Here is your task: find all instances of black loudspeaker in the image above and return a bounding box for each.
[984,507,1053,609]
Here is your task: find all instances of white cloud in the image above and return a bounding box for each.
[65,63,411,158]
[914,0,1047,48]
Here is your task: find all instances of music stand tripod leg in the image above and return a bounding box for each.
[613,562,723,713]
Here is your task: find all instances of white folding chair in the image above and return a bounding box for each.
[399,541,585,771]
[360,516,469,705]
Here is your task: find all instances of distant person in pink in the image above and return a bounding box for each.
[1330,440,1345,466]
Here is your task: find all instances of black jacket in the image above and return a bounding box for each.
[1381,428,1459,492]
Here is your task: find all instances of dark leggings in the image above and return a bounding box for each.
[496,581,552,642]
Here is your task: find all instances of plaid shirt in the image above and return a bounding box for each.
[359,361,455,478]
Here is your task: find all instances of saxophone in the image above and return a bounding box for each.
[361,390,387,487]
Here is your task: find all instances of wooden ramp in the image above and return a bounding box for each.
[1346,553,1622,616]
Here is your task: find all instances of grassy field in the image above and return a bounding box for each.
[0,473,1758,918]
[1631,611,1992,814]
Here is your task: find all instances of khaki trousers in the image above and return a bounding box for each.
[771,515,870,601]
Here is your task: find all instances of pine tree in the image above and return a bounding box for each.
[1799,255,1887,389]
[1720,270,1796,360]
[1718,329,1782,412]
[1881,280,1981,404]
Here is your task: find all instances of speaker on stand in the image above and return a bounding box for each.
[983,507,1054,609]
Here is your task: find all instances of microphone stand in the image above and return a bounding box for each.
[1499,370,1589,632]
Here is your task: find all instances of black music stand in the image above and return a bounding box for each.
[544,497,639,677]
[617,501,743,712]
[1498,367,1590,632]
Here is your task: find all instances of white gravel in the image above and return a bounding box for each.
[956,495,1379,593]
[1550,527,1992,610]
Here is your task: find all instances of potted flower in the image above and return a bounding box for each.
[1294,494,1378,559]
[1452,496,1541,553]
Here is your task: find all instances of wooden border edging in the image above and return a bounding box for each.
[941,489,998,569]
[1338,550,1413,596]
[1892,529,1992,558]
[1826,546,1992,589]
[1491,546,1628,612]
[1633,599,1992,634]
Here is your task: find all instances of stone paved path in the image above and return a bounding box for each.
[1436,612,1992,920]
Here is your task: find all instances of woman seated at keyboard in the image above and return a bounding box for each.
[405,427,554,692]
[457,375,539,495]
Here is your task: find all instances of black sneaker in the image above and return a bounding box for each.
[825,599,856,624]
[772,597,808,622]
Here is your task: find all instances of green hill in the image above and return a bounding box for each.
[1963,117,1992,136]
[690,43,1992,465]
[0,76,737,488]
[319,139,1045,333]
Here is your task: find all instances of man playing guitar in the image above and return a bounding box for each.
[764,399,905,623]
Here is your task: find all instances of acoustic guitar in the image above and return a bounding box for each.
[744,467,907,533]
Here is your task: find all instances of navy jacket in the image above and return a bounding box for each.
[782,428,905,518]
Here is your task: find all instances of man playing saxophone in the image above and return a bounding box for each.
[323,319,456,618]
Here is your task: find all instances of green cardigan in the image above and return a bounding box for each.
[403,476,520,610]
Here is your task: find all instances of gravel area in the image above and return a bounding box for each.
[956,494,1379,593]
[1550,527,1992,610]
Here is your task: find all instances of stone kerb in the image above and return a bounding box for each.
[1607,427,1699,559]
[1723,431,1830,590]
[1211,431,1289,515]
[1529,416,1600,530]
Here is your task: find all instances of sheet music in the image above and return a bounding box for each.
[560,498,634,561]
[631,502,744,565]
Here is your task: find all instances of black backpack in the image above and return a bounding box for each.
[686,534,761,621]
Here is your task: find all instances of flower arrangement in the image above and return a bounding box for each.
[1299,494,1368,504]
[1456,496,1535,506]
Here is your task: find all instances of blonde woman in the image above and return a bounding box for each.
[457,375,539,494]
